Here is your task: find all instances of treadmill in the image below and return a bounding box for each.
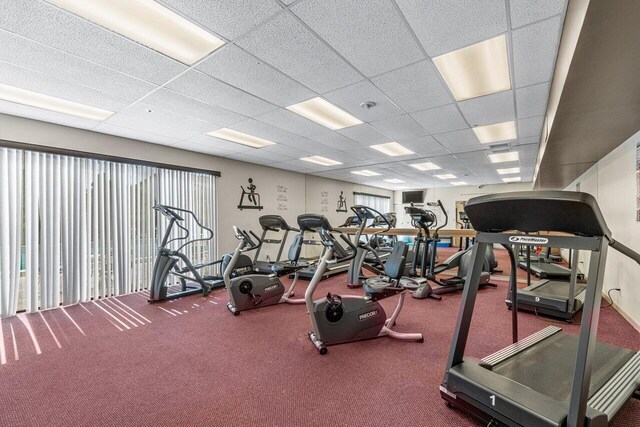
[441,191,640,427]
[517,245,573,279]
[252,215,301,275]
[507,247,587,321]
[294,214,351,281]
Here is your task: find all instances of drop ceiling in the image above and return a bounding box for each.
[0,0,567,190]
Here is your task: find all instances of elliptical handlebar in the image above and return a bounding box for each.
[435,199,448,233]
[154,204,213,252]
[608,238,640,266]
[351,205,392,236]
[233,226,263,252]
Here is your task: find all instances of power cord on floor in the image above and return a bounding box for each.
[602,288,621,308]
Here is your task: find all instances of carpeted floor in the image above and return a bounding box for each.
[0,248,638,426]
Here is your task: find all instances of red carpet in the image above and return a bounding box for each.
[0,248,638,426]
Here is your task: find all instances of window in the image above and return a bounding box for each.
[0,146,216,317]
[353,192,391,214]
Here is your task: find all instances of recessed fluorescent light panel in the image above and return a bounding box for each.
[488,152,519,164]
[384,179,406,184]
[351,170,381,177]
[0,83,114,120]
[451,181,468,186]
[300,156,343,166]
[434,174,457,180]
[433,34,511,101]
[503,177,522,183]
[473,121,517,144]
[207,128,275,148]
[497,167,520,175]
[409,162,441,171]
[370,142,414,157]
[286,97,362,130]
[48,0,224,65]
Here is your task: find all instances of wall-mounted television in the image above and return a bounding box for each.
[402,190,424,204]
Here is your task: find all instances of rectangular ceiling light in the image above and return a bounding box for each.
[473,121,517,144]
[433,34,511,101]
[451,181,468,186]
[434,174,457,180]
[409,162,441,171]
[0,83,114,120]
[503,177,522,183]
[384,178,406,184]
[300,155,343,166]
[488,151,519,164]
[207,128,275,148]
[286,97,362,130]
[497,167,520,175]
[48,0,224,65]
[370,142,415,157]
[351,170,381,176]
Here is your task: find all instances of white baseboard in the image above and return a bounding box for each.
[603,292,640,333]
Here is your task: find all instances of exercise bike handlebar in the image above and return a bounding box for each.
[317,228,358,263]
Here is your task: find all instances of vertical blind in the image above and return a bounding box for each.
[0,147,216,317]
[353,193,391,214]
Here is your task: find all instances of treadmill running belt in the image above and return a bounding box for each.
[519,260,572,278]
[526,281,586,299]
[490,332,634,402]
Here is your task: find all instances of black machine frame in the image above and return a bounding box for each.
[441,191,640,427]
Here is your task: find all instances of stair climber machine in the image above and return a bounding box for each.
[440,191,640,427]
[224,227,310,315]
[149,205,252,302]
[306,227,423,355]
[346,205,393,288]
[404,202,496,299]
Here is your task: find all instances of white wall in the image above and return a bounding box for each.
[565,129,640,327]
[392,182,532,228]
[0,114,392,260]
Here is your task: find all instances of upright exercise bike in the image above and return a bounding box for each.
[306,228,423,355]
[224,227,308,315]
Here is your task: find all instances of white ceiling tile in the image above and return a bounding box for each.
[510,0,567,28]
[433,129,481,153]
[142,88,245,125]
[292,0,424,77]
[254,108,327,138]
[396,135,450,156]
[458,90,515,126]
[518,115,544,138]
[165,69,276,117]
[371,60,452,113]
[370,115,427,139]
[283,138,340,156]
[173,141,236,157]
[229,148,293,163]
[306,131,359,151]
[270,160,314,174]
[337,124,391,145]
[1,0,187,84]
[226,118,302,144]
[237,11,362,93]
[197,45,316,107]
[515,136,540,146]
[93,122,180,146]
[122,103,217,133]
[0,30,158,100]
[323,80,403,122]
[512,16,563,88]
[0,99,101,131]
[516,83,549,119]
[227,151,279,165]
[157,0,281,40]
[0,62,132,111]
[396,0,507,56]
[186,134,255,152]
[411,104,468,135]
[260,142,310,159]
[104,113,199,140]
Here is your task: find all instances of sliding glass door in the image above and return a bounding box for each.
[0,147,216,317]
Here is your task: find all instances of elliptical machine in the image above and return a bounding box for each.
[306,227,423,355]
[224,227,307,315]
[149,205,252,302]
